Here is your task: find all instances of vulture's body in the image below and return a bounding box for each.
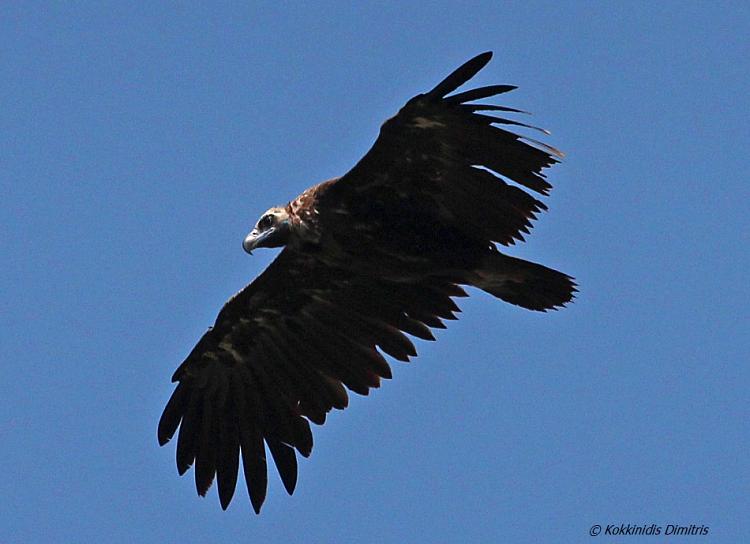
[158,52,575,513]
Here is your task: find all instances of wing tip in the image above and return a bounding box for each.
[427,51,495,99]
[475,50,493,65]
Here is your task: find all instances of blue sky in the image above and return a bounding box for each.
[2,2,748,542]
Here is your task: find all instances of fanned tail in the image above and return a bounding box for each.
[473,251,576,311]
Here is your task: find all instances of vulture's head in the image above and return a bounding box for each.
[243,206,291,254]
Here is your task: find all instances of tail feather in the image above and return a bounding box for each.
[473,252,576,311]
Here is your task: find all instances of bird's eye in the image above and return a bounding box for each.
[258,214,274,230]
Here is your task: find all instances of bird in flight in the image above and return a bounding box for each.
[158,51,575,513]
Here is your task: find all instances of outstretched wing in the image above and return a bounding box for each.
[323,51,562,247]
[158,248,466,513]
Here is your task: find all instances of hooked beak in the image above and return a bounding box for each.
[243,228,274,254]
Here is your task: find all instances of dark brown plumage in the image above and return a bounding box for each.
[158,51,575,513]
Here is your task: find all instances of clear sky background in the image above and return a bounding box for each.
[2,3,748,543]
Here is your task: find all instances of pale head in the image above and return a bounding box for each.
[242,206,291,254]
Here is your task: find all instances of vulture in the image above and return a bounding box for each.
[158,51,575,513]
